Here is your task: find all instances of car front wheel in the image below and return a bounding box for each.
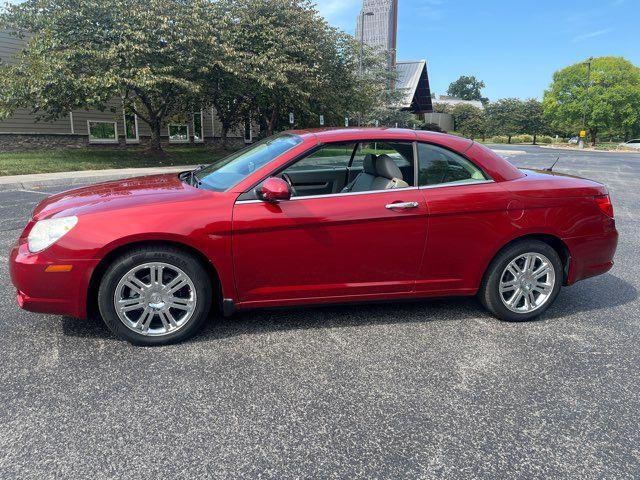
[98,247,212,345]
[479,240,562,322]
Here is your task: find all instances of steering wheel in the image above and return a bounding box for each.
[281,172,297,197]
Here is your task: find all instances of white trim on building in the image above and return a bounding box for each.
[87,120,118,144]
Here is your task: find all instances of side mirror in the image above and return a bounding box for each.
[256,177,291,203]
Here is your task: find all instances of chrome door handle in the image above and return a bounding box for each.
[385,202,420,210]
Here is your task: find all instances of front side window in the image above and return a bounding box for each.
[351,142,413,170]
[197,133,303,192]
[88,121,117,143]
[279,141,415,198]
[417,143,488,186]
[169,124,189,143]
[285,143,356,172]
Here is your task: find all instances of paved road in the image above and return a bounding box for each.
[1,146,639,479]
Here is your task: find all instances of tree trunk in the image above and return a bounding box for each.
[221,124,230,150]
[267,108,278,136]
[508,135,512,144]
[148,119,163,153]
[532,133,537,145]
[590,128,597,147]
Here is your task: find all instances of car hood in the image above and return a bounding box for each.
[33,173,205,219]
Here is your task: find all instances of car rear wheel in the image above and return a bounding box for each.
[479,240,562,322]
[98,247,212,345]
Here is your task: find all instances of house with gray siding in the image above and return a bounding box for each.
[0,30,252,151]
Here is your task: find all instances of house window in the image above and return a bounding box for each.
[169,124,189,143]
[87,121,118,143]
[244,117,253,143]
[124,113,139,143]
[193,112,204,143]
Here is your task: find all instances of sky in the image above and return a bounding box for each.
[315,0,640,100]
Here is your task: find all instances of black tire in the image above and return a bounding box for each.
[479,239,563,322]
[98,246,212,346]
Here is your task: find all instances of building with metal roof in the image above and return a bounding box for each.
[355,2,434,115]
[395,60,433,114]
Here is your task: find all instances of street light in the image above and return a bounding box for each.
[358,11,374,126]
[359,11,374,77]
[579,57,593,149]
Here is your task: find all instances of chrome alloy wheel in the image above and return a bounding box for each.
[499,252,556,314]
[113,262,197,337]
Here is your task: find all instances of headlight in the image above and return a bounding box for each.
[27,216,78,253]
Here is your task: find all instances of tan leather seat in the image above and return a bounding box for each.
[343,154,409,192]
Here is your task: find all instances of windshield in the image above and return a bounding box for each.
[195,134,304,191]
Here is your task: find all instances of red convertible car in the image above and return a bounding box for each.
[10,128,618,345]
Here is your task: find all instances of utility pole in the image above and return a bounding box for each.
[579,57,593,149]
[358,11,374,127]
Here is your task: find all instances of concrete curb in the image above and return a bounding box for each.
[0,165,197,191]
[537,144,640,154]
[491,149,528,156]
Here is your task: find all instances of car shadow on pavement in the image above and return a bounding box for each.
[195,297,481,344]
[60,273,637,343]
[60,314,113,339]
[195,273,638,343]
[545,273,638,320]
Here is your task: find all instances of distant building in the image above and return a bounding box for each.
[355,1,433,116]
[396,60,433,114]
[0,30,252,151]
[424,96,485,132]
[355,0,398,69]
[421,96,485,132]
[432,95,485,110]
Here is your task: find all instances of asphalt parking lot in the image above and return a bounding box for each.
[0,145,639,479]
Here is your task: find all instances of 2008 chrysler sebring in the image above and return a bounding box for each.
[10,128,618,345]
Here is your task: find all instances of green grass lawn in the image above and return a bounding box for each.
[0,146,229,176]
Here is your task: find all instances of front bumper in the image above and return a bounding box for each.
[9,243,97,319]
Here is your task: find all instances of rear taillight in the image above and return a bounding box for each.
[594,194,614,218]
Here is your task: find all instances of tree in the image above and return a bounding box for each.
[486,98,525,143]
[543,57,640,146]
[0,0,400,152]
[447,75,488,103]
[0,0,222,153]
[207,0,367,136]
[519,98,545,144]
[450,104,486,140]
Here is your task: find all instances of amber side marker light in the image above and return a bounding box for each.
[45,265,73,273]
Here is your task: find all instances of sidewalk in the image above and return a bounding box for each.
[0,165,197,191]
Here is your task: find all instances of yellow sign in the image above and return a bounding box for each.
[579,130,587,138]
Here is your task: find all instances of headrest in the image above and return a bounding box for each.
[375,154,403,180]
[363,154,377,175]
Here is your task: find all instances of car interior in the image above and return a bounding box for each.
[281,141,415,198]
